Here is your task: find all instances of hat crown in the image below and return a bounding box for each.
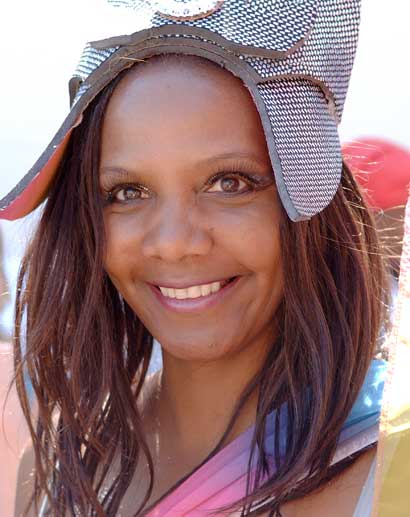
[75,0,360,121]
[153,0,225,20]
[105,0,321,53]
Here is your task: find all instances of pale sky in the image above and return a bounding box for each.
[0,0,409,333]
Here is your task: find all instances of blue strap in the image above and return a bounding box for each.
[343,359,387,430]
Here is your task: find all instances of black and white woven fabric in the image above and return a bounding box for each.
[0,0,361,221]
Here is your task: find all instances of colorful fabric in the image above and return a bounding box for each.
[148,359,387,516]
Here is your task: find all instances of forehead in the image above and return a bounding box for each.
[109,53,249,104]
[100,55,270,168]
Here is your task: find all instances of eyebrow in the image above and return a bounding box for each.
[100,152,270,178]
[196,152,270,170]
[99,167,136,179]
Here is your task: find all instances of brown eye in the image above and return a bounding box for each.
[114,186,150,202]
[206,176,249,194]
[221,177,240,192]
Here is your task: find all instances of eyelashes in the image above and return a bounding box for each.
[205,171,274,192]
[101,170,275,205]
[103,184,150,204]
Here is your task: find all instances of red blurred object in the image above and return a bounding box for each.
[342,138,410,210]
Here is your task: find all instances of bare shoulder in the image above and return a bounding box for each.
[279,448,376,517]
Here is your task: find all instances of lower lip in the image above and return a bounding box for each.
[148,277,242,314]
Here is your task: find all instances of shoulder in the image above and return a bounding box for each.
[280,447,376,517]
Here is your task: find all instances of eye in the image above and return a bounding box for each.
[107,185,150,203]
[205,175,252,194]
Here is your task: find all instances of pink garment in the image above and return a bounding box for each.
[147,417,377,516]
[147,423,260,516]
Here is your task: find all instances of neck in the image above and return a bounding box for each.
[153,336,272,465]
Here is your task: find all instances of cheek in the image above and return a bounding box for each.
[219,195,284,317]
[103,212,143,286]
[206,194,283,275]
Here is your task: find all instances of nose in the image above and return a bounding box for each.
[141,199,213,262]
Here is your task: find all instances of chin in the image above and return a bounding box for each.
[156,333,234,362]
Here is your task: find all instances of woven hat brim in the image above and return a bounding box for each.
[0,35,341,221]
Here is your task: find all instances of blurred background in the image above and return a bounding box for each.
[0,1,409,514]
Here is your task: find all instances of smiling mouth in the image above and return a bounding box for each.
[154,277,237,300]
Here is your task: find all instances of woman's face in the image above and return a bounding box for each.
[100,56,283,361]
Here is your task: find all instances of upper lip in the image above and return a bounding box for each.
[148,277,236,289]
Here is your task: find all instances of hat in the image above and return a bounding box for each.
[343,138,410,210]
[0,0,362,222]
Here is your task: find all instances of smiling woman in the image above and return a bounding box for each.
[100,57,283,365]
[3,1,390,516]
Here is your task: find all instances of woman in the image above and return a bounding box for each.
[3,1,389,515]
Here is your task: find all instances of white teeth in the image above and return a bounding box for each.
[175,289,188,299]
[186,285,202,298]
[200,284,212,297]
[158,280,228,300]
[211,282,220,293]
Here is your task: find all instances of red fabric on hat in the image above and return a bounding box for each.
[342,138,410,210]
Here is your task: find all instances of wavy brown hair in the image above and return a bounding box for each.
[11,67,388,516]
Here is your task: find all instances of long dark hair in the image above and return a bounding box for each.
[12,66,388,516]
